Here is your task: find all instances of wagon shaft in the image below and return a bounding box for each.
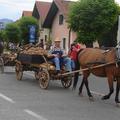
[60,61,116,76]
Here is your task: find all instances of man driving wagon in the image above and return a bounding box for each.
[49,38,72,75]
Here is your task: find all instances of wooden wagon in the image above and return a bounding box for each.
[3,52,17,66]
[15,45,72,89]
[0,52,17,73]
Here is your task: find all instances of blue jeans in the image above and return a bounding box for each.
[71,59,75,70]
[51,56,72,71]
[63,57,72,71]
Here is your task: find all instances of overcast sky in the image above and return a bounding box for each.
[0,0,120,21]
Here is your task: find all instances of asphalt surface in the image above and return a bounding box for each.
[0,66,120,120]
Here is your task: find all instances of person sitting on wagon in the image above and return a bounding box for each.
[68,42,81,70]
[68,42,86,89]
[49,38,72,74]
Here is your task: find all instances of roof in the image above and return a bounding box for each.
[22,11,32,17]
[43,0,72,28]
[32,1,51,22]
[54,0,71,17]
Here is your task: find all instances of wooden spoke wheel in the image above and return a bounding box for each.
[38,69,50,89]
[15,62,23,81]
[61,75,72,88]
[35,71,39,80]
[0,57,4,73]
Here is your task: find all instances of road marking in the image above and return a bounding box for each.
[24,109,48,120]
[91,91,105,96]
[0,93,15,103]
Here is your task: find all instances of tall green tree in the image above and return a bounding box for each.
[68,0,119,47]
[0,30,5,41]
[5,23,21,43]
[18,16,39,44]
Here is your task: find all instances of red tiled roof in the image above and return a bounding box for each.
[35,1,51,21]
[43,0,73,28]
[22,11,32,17]
[54,0,71,17]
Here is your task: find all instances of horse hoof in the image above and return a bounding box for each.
[101,95,109,100]
[78,92,83,97]
[72,87,76,91]
[89,97,94,101]
[116,103,120,107]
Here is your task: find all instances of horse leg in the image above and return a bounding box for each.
[102,75,114,100]
[79,72,93,99]
[78,78,84,96]
[72,61,80,90]
[79,72,88,95]
[73,72,79,90]
[115,77,120,104]
[84,77,93,100]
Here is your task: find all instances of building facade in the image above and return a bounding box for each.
[43,0,77,52]
[32,1,51,44]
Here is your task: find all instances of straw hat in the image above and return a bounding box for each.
[54,38,61,42]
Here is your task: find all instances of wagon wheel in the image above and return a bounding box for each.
[38,69,50,89]
[34,71,39,80]
[61,74,72,88]
[15,62,23,80]
[0,57,4,73]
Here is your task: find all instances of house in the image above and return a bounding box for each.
[22,11,32,17]
[32,1,51,44]
[43,0,77,52]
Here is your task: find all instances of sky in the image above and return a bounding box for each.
[0,0,120,21]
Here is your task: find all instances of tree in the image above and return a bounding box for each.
[0,30,5,41]
[68,0,119,46]
[5,23,21,43]
[18,16,39,44]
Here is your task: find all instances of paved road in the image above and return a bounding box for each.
[0,67,120,120]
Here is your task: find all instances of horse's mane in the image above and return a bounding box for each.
[77,48,84,56]
[76,48,85,65]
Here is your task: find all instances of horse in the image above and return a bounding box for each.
[74,47,120,105]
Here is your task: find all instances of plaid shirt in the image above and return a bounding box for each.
[49,46,64,57]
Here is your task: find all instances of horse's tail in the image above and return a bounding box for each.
[73,49,84,89]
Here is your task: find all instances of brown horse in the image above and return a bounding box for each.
[74,47,120,105]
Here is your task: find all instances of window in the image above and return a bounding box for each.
[63,38,66,49]
[59,14,64,25]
